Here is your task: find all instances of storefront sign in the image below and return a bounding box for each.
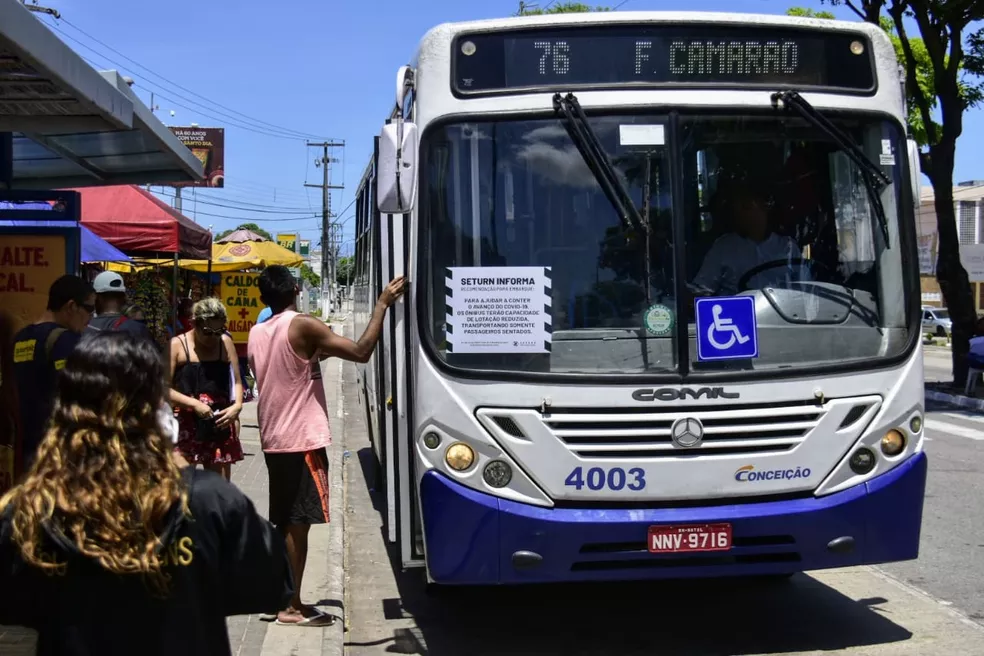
[221,273,262,343]
[277,233,298,252]
[918,234,936,275]
[299,239,310,257]
[960,245,984,283]
[444,266,553,354]
[0,229,74,493]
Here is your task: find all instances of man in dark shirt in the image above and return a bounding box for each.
[11,275,95,469]
[87,271,153,342]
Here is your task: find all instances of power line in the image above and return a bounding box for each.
[51,17,334,141]
[154,190,320,214]
[46,22,327,141]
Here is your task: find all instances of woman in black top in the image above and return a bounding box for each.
[168,298,244,481]
[0,331,292,656]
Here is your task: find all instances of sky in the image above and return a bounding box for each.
[34,0,984,256]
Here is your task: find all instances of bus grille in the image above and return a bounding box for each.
[542,401,826,459]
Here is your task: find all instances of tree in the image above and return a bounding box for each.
[335,256,354,286]
[800,1,984,385]
[214,223,274,242]
[516,2,610,15]
[786,7,837,19]
[300,263,320,289]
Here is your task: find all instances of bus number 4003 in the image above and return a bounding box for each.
[564,466,646,491]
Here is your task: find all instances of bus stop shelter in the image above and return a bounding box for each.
[0,0,204,188]
[0,0,207,515]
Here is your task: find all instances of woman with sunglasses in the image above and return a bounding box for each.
[169,298,244,480]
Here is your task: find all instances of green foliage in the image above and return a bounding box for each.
[214,223,274,242]
[300,263,320,288]
[787,4,983,149]
[786,7,836,19]
[517,2,610,15]
[335,256,354,286]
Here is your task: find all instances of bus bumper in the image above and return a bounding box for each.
[419,451,927,585]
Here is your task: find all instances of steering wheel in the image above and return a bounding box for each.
[737,258,815,292]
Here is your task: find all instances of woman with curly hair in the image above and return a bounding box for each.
[0,332,292,655]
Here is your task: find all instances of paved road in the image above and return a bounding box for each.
[879,402,984,625]
[923,347,952,383]
[343,361,984,655]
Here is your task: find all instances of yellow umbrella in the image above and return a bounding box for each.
[175,240,304,272]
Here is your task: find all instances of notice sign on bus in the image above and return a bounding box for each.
[221,273,262,343]
[445,266,552,354]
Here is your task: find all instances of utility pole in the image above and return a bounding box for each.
[305,140,344,319]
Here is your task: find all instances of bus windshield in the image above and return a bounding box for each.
[420,112,914,376]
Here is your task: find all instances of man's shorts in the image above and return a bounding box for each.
[264,448,330,526]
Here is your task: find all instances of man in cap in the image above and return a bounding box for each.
[87,271,153,342]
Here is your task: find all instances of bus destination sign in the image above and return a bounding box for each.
[453,26,875,94]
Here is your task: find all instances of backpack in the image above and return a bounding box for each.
[85,314,129,336]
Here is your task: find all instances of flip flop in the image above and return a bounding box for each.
[257,613,277,622]
[275,609,336,627]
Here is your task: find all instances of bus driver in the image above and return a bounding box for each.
[690,186,807,297]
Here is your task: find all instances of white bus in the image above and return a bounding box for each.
[352,11,927,587]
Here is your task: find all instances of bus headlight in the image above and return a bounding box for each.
[483,460,512,488]
[445,442,475,471]
[849,447,877,474]
[881,429,906,456]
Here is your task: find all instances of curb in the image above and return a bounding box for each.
[259,335,346,656]
[323,351,345,656]
[925,388,984,411]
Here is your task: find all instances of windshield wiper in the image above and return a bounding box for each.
[772,90,892,246]
[553,92,645,233]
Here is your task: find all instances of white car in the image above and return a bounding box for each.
[922,307,952,337]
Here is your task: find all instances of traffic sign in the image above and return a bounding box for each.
[695,296,758,361]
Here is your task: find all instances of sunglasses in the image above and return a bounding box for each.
[198,325,226,336]
[79,302,95,313]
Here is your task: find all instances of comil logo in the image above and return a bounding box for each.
[734,464,811,482]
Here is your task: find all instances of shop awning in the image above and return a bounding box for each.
[0,219,131,262]
[0,0,204,188]
[68,184,212,259]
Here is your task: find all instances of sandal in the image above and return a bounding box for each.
[275,609,336,627]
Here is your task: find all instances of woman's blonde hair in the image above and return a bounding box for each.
[192,297,227,323]
[0,332,188,595]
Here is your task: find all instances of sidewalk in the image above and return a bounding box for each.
[0,327,346,656]
[229,328,346,656]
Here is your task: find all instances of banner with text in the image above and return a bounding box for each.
[221,273,262,343]
[169,126,225,188]
[0,233,70,493]
[445,266,552,354]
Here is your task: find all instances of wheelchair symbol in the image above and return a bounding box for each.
[706,303,751,351]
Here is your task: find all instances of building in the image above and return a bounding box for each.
[918,181,984,310]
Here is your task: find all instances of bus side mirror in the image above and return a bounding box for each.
[377,121,418,215]
[907,138,922,208]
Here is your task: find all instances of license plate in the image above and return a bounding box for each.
[648,523,732,553]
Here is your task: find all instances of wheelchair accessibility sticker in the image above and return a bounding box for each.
[695,296,758,361]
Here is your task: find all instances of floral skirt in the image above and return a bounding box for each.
[175,397,244,466]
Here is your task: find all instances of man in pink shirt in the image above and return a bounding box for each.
[248,265,404,626]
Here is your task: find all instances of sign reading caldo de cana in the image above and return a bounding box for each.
[221,273,262,342]
[445,266,552,354]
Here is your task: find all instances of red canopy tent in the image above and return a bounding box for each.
[66,185,211,259]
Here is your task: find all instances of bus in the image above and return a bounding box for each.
[351,10,927,587]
